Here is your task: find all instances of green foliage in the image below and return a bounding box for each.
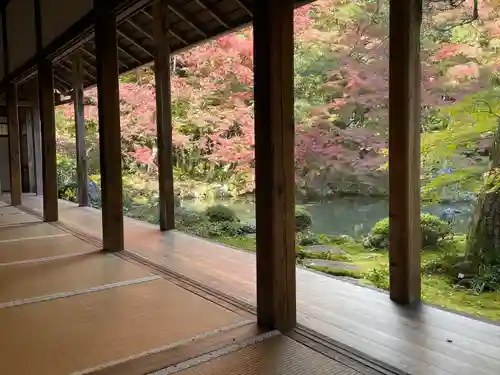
[422,109,451,132]
[365,267,390,290]
[204,205,239,223]
[467,265,500,294]
[363,217,389,249]
[364,214,451,249]
[297,231,322,246]
[421,213,452,246]
[295,207,313,232]
[56,154,77,188]
[58,184,77,203]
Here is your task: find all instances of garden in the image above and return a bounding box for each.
[55,0,500,321]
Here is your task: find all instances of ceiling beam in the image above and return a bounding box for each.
[193,0,230,29]
[140,10,188,45]
[117,28,154,58]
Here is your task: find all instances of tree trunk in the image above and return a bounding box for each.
[465,119,500,269]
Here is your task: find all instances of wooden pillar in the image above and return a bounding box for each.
[19,106,36,193]
[34,0,57,221]
[38,60,58,222]
[95,5,124,251]
[6,83,22,205]
[31,83,44,195]
[388,0,422,304]
[72,52,89,207]
[253,0,296,331]
[153,0,175,231]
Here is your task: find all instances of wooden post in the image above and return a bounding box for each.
[19,106,36,193]
[72,51,89,207]
[253,0,296,331]
[2,10,21,205]
[34,0,57,221]
[31,83,44,195]
[38,59,59,222]
[6,83,22,205]
[25,108,37,193]
[95,5,124,251]
[388,0,422,304]
[153,0,175,231]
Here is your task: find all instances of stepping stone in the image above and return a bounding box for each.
[301,245,344,255]
[304,259,359,271]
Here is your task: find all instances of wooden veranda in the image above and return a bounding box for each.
[1,0,498,374]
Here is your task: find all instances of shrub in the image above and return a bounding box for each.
[295,208,313,232]
[420,213,452,247]
[204,205,239,223]
[364,214,450,250]
[365,267,390,290]
[58,184,77,203]
[297,231,322,246]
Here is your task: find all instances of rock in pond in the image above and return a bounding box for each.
[304,259,359,271]
[301,244,344,255]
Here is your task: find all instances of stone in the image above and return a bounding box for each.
[304,259,359,271]
[240,222,256,234]
[301,244,344,255]
[87,180,100,201]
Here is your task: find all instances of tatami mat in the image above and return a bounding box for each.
[0,252,157,304]
[0,206,40,226]
[0,234,97,263]
[0,278,248,375]
[0,222,65,241]
[169,335,363,375]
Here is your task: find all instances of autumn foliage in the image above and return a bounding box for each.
[57,0,500,198]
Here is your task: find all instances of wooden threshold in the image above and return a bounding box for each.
[92,322,263,375]
[162,334,367,375]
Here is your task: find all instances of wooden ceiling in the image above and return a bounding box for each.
[51,0,255,95]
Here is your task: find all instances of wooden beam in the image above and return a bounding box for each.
[95,5,124,251]
[117,28,154,58]
[253,0,296,331]
[193,0,230,28]
[81,46,128,70]
[388,0,422,305]
[38,59,58,222]
[117,44,142,65]
[72,52,89,207]
[6,83,22,205]
[153,0,175,231]
[233,0,252,16]
[166,4,207,38]
[141,10,188,46]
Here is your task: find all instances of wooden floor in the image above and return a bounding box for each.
[7,195,500,375]
[0,201,387,375]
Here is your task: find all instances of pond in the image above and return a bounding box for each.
[182,196,474,239]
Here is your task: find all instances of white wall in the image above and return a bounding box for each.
[40,0,93,47]
[6,0,36,72]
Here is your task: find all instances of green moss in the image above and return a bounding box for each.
[308,265,363,279]
[215,236,256,252]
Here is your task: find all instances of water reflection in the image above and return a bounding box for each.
[182,196,474,239]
